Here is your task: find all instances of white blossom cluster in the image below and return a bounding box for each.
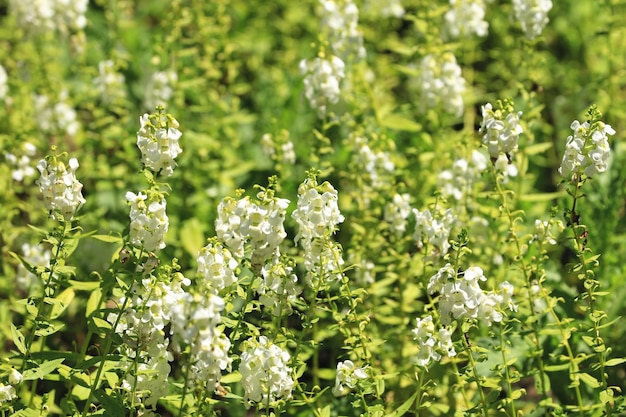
[332,360,367,396]
[5,142,37,182]
[384,193,412,236]
[444,0,488,39]
[530,218,563,246]
[239,336,294,408]
[196,241,238,292]
[15,243,51,292]
[438,150,488,202]
[126,191,169,252]
[260,132,296,166]
[412,315,456,367]
[34,92,80,138]
[93,60,127,104]
[144,70,177,111]
[258,256,300,316]
[0,65,7,101]
[559,119,615,181]
[0,369,22,404]
[292,178,345,285]
[412,208,456,256]
[428,264,517,326]
[353,136,395,189]
[215,195,290,266]
[169,288,232,393]
[37,156,86,221]
[319,0,366,60]
[480,102,523,159]
[512,0,552,40]
[136,112,183,177]
[415,53,466,117]
[347,253,375,285]
[109,274,189,409]
[364,0,404,18]
[9,0,88,34]
[300,56,345,118]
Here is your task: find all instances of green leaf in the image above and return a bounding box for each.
[380,114,422,132]
[524,142,553,155]
[86,288,102,318]
[91,234,123,243]
[67,280,100,291]
[180,218,205,258]
[91,317,113,334]
[10,323,26,355]
[22,358,65,380]
[578,372,600,388]
[604,358,626,367]
[35,322,65,337]
[50,288,75,319]
[10,408,41,417]
[389,390,419,416]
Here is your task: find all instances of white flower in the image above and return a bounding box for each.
[353,136,395,189]
[438,150,488,202]
[292,178,344,243]
[384,193,412,236]
[415,53,466,117]
[196,241,238,293]
[411,315,456,367]
[300,55,345,118]
[5,142,37,182]
[239,336,294,408]
[332,360,367,396]
[512,0,552,40]
[480,102,524,159]
[144,70,177,110]
[320,0,366,60]
[126,191,169,252]
[37,156,86,221]
[531,218,563,246]
[559,119,614,180]
[9,369,22,385]
[0,64,8,100]
[444,0,488,39]
[413,208,456,256]
[94,60,127,104]
[34,92,80,137]
[136,112,183,177]
[9,0,88,34]
[0,384,16,403]
[15,243,51,291]
[258,256,300,316]
[364,0,404,18]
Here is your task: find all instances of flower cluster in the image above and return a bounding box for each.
[169,282,232,393]
[300,56,345,118]
[37,155,86,221]
[5,142,37,182]
[438,150,488,202]
[93,60,127,104]
[412,315,456,367]
[480,102,523,159]
[559,119,615,181]
[512,0,552,40]
[258,256,300,316]
[319,0,366,60]
[412,208,456,256]
[109,273,188,410]
[144,70,177,110]
[352,136,395,190]
[239,336,294,408]
[215,193,290,267]
[9,0,88,34]
[260,132,296,166]
[292,178,346,284]
[444,0,488,39]
[384,193,412,236]
[126,191,169,252]
[136,111,183,177]
[332,360,367,396]
[428,264,517,326]
[0,369,22,404]
[415,53,466,117]
[196,240,238,292]
[364,0,404,18]
[34,92,80,137]
[0,65,7,101]
[530,218,563,246]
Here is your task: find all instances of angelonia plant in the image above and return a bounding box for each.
[1,0,625,417]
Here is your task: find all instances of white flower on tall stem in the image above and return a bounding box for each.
[559,119,615,181]
[126,191,169,253]
[414,53,466,117]
[512,0,552,40]
[5,142,37,182]
[36,154,86,221]
[136,109,182,177]
[444,0,488,39]
[300,55,345,118]
[319,0,366,60]
[332,360,367,396]
[412,208,456,256]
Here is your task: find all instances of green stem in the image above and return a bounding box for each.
[461,334,489,417]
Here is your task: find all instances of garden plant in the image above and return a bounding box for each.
[1,0,626,416]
